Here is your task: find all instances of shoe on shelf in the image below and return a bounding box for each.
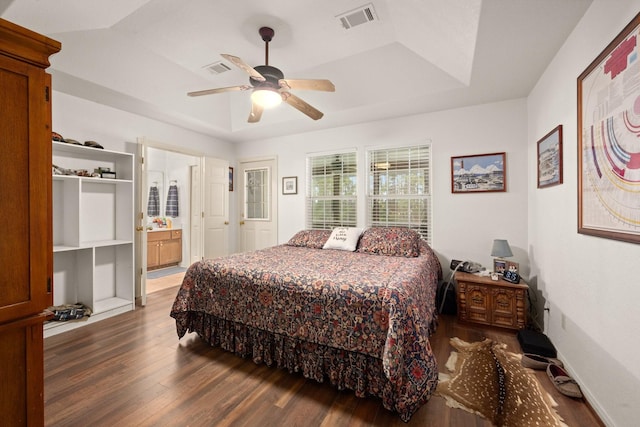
[521,353,564,370]
[546,363,583,399]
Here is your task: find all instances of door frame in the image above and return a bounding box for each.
[135,137,207,305]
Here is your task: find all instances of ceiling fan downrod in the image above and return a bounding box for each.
[259,26,274,66]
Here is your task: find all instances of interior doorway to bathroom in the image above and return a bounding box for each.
[135,140,229,304]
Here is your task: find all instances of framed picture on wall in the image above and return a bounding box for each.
[282,176,297,195]
[578,12,640,243]
[537,125,563,188]
[451,152,506,193]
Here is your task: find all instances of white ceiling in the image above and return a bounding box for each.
[1,0,592,143]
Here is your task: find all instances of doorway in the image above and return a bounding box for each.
[144,147,199,294]
[135,140,230,304]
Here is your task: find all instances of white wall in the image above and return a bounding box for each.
[528,2,640,426]
[52,91,235,158]
[236,98,529,274]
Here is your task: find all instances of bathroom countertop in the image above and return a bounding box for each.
[147,227,181,232]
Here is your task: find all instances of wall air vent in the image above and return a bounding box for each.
[337,3,378,30]
[203,61,232,75]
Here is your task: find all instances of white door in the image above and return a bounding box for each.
[190,165,202,263]
[135,138,149,306]
[238,158,278,252]
[203,157,229,258]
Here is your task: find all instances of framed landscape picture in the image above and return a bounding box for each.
[578,12,640,243]
[537,125,563,188]
[451,152,506,193]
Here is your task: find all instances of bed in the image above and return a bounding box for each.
[170,227,442,421]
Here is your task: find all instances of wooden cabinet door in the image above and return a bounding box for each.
[490,287,518,328]
[464,283,491,325]
[0,53,51,323]
[0,314,47,424]
[147,241,160,269]
[160,238,182,265]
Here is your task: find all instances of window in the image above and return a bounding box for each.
[245,167,269,220]
[367,144,432,243]
[306,151,357,229]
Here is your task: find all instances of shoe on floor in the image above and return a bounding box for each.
[521,353,564,370]
[547,363,583,399]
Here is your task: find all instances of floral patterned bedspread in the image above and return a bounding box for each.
[170,242,442,420]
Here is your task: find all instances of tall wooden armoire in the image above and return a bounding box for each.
[0,18,60,426]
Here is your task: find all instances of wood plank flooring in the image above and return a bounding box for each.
[44,284,604,426]
[146,271,186,294]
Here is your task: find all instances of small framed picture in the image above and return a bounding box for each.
[282,176,297,195]
[493,259,507,275]
[506,261,519,273]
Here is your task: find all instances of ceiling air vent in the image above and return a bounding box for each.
[203,61,231,75]
[337,3,378,30]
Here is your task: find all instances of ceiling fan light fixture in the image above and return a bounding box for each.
[251,88,282,108]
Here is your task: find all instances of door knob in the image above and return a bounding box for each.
[239,221,245,225]
[135,226,144,231]
[224,221,229,225]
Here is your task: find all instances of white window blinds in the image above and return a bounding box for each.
[367,144,432,243]
[306,152,357,229]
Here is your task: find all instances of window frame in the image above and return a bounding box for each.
[366,143,432,243]
[305,150,358,230]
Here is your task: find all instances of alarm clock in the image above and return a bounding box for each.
[503,269,520,283]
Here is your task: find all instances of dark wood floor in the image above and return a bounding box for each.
[44,286,603,426]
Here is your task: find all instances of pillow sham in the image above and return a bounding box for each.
[322,227,363,251]
[286,229,332,249]
[357,227,421,257]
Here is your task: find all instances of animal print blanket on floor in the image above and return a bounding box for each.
[436,337,567,427]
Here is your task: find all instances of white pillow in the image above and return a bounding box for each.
[322,227,363,251]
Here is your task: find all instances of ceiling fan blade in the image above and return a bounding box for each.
[187,85,251,97]
[279,79,335,92]
[248,101,264,123]
[221,54,266,81]
[281,92,324,120]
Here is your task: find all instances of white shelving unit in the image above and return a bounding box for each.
[47,141,135,337]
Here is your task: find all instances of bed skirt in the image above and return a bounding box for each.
[173,311,437,422]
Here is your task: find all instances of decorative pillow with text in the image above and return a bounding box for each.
[322,227,363,251]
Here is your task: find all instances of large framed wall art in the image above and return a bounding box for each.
[578,12,640,243]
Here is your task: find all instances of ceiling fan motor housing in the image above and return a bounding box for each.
[250,65,284,89]
[259,26,274,42]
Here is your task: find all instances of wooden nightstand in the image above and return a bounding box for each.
[455,271,528,330]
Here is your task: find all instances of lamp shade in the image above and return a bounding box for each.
[491,239,513,258]
[251,88,282,108]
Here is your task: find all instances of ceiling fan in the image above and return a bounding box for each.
[188,26,335,123]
